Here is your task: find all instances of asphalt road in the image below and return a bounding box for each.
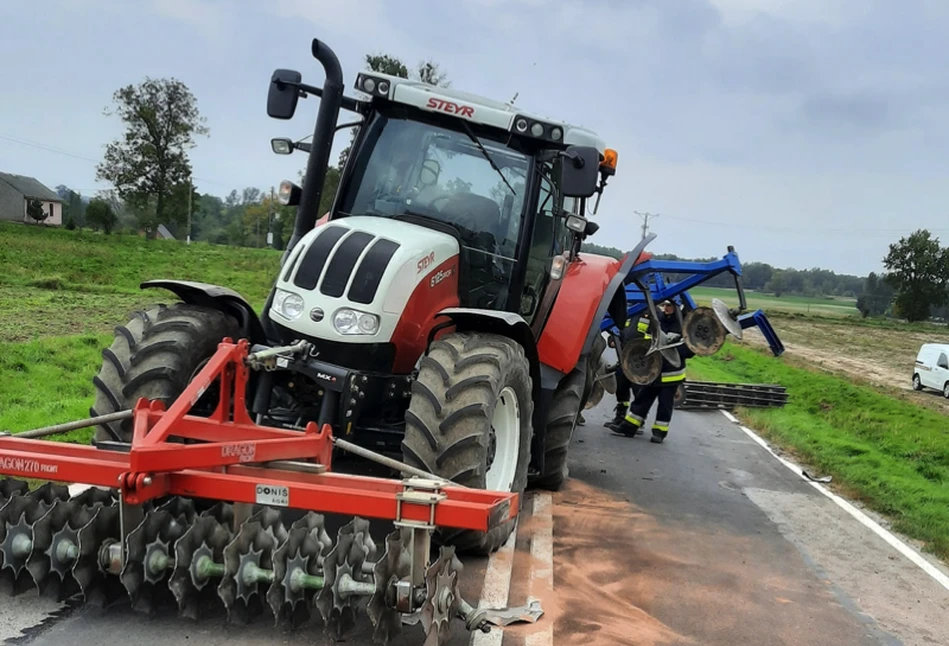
[532,398,949,646]
[4,397,949,645]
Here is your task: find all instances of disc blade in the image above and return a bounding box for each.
[683,306,727,356]
[168,514,232,621]
[585,380,604,409]
[711,298,743,340]
[620,338,662,385]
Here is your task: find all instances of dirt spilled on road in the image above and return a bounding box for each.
[508,480,691,646]
[511,479,875,646]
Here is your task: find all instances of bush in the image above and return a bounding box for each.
[85,198,117,234]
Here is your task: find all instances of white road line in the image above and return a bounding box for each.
[526,493,553,646]
[720,410,739,424]
[470,521,517,646]
[719,410,949,592]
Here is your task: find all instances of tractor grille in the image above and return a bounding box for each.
[291,225,401,302]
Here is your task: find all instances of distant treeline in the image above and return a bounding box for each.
[580,241,864,298]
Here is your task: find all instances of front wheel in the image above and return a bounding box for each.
[401,332,533,555]
[943,382,949,399]
[913,374,922,391]
[90,303,240,443]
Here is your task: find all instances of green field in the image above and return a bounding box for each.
[0,222,280,341]
[0,222,280,437]
[688,344,949,560]
[0,222,279,302]
[689,286,859,317]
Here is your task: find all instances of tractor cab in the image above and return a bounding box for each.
[269,70,616,336]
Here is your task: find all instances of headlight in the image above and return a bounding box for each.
[333,308,380,336]
[274,289,304,320]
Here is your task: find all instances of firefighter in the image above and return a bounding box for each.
[604,312,651,430]
[608,299,693,443]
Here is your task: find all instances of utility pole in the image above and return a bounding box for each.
[267,186,275,248]
[186,178,192,245]
[634,211,660,240]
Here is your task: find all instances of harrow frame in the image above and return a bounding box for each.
[0,338,516,531]
[0,338,522,644]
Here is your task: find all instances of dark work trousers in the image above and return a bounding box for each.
[616,365,631,404]
[623,381,678,439]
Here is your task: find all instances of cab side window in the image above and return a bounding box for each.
[520,165,560,322]
[939,353,949,370]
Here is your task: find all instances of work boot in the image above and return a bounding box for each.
[608,417,642,438]
[604,402,629,430]
[650,430,668,444]
[577,413,586,425]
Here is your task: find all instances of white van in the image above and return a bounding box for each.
[913,343,949,398]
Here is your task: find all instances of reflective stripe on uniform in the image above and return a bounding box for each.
[653,422,670,432]
[661,368,685,383]
[618,401,630,407]
[624,413,644,426]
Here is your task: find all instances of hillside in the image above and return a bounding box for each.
[0,223,280,341]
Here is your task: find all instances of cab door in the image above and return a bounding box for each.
[520,161,567,327]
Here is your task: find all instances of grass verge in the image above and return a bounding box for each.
[0,222,279,306]
[687,343,949,560]
[0,334,108,443]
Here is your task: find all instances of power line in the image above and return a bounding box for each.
[656,212,949,237]
[0,132,231,189]
[0,134,99,163]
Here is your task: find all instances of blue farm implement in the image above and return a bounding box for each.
[592,234,784,394]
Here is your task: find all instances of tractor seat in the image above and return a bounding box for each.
[438,192,503,243]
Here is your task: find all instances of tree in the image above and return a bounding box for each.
[416,60,450,87]
[96,77,208,236]
[364,54,408,78]
[85,197,118,234]
[882,229,949,322]
[856,271,895,318]
[26,198,48,223]
[56,185,87,228]
[742,262,774,291]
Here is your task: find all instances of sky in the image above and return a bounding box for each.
[2,0,949,276]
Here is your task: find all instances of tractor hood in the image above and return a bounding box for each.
[268,216,460,353]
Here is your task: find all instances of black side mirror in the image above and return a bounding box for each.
[560,145,600,198]
[268,69,302,119]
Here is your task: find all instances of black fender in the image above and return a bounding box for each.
[580,233,656,358]
[432,307,550,474]
[140,280,268,346]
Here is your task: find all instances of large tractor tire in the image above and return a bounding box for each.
[530,368,584,491]
[583,332,608,403]
[401,332,533,556]
[90,303,240,443]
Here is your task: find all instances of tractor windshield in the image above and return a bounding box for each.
[338,108,530,311]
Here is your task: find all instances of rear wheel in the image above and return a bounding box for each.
[401,332,533,555]
[530,368,584,491]
[90,303,240,443]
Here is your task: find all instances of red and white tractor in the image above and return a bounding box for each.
[88,39,634,556]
